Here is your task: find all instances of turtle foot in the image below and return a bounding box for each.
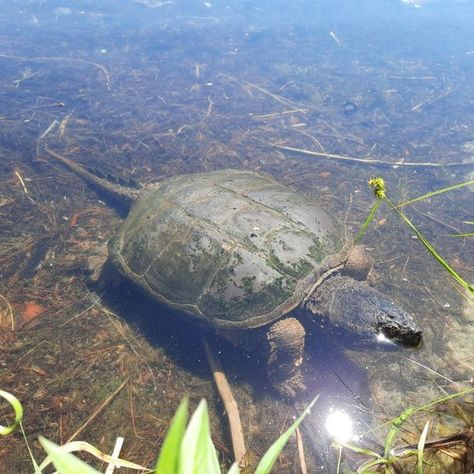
[266,317,306,398]
[83,242,109,285]
[274,372,306,399]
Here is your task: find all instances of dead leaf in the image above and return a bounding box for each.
[23,301,44,319]
[69,212,82,227]
[17,301,45,329]
[30,365,48,376]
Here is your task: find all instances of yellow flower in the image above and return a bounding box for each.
[369,177,386,199]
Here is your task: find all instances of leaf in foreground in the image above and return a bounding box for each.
[254,395,319,474]
[38,437,100,474]
[155,397,189,474]
[0,389,24,436]
[178,399,220,474]
[416,420,430,474]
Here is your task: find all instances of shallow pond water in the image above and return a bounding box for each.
[0,0,473,472]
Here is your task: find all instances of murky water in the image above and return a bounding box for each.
[1,0,473,472]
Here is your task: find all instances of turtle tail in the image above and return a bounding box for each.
[43,148,138,211]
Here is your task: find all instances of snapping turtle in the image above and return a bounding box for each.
[45,149,422,397]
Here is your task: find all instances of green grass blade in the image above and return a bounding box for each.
[0,389,23,436]
[155,398,189,474]
[336,445,342,474]
[38,437,100,474]
[383,406,418,457]
[347,389,473,472]
[416,420,430,474]
[22,422,40,472]
[444,233,474,238]
[204,422,221,474]
[254,395,319,474]
[363,177,473,294]
[385,197,474,295]
[363,388,474,438]
[340,442,383,460]
[396,180,474,208]
[355,199,381,243]
[356,457,387,472]
[0,391,39,471]
[178,400,220,474]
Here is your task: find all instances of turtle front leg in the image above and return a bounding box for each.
[266,318,306,398]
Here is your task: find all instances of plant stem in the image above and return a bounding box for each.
[384,196,473,295]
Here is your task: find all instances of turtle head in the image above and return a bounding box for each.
[305,275,422,347]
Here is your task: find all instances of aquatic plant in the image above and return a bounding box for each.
[337,387,474,473]
[0,388,317,474]
[3,384,474,473]
[357,177,474,296]
[0,389,23,435]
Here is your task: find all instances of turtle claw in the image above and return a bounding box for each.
[274,372,306,399]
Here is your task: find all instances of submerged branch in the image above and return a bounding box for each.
[203,338,247,467]
[270,143,474,168]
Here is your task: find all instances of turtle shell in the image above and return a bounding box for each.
[108,170,350,329]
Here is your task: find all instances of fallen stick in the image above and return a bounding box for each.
[14,169,28,194]
[295,427,308,474]
[66,378,129,443]
[203,338,246,467]
[0,54,111,90]
[270,143,474,169]
[411,88,453,112]
[219,73,308,115]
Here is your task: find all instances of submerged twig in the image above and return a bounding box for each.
[295,427,308,474]
[38,119,59,142]
[219,73,308,115]
[405,357,463,388]
[0,54,111,90]
[203,338,247,467]
[14,170,28,194]
[12,70,40,88]
[66,378,129,443]
[270,143,474,169]
[411,88,453,112]
[392,429,474,457]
